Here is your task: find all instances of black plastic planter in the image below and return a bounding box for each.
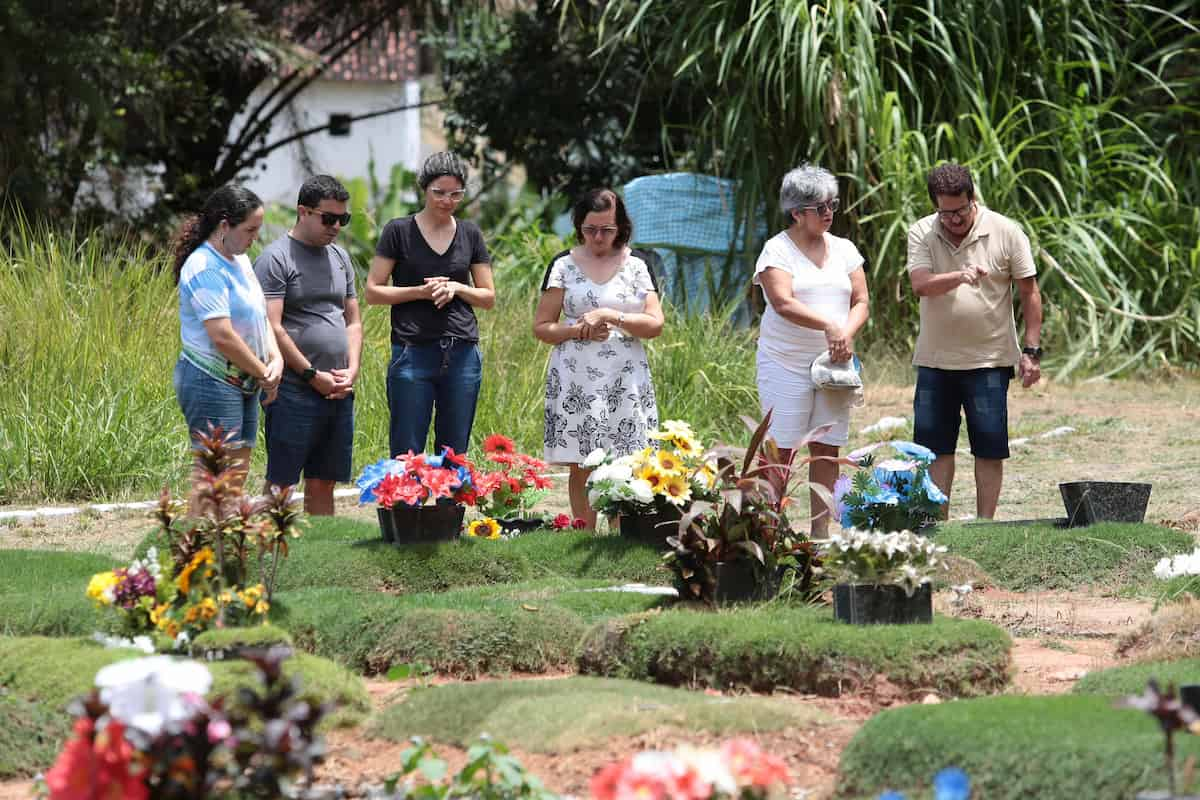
[390,504,465,544]
[376,507,396,543]
[1059,480,1151,526]
[498,516,547,535]
[713,560,778,605]
[833,583,933,624]
[619,505,684,546]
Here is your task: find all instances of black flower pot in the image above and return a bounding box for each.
[376,507,397,543]
[1059,480,1152,526]
[619,505,684,546]
[498,516,547,535]
[713,560,779,605]
[833,583,932,625]
[390,504,465,545]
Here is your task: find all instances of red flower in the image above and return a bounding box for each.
[720,738,789,788]
[441,446,468,467]
[572,517,588,529]
[475,471,505,495]
[590,760,625,800]
[517,453,548,470]
[552,513,572,530]
[524,470,552,490]
[374,474,406,509]
[482,433,516,456]
[46,719,147,800]
[487,451,516,466]
[423,468,462,500]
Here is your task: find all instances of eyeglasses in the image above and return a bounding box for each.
[305,207,351,227]
[581,225,619,238]
[802,199,840,215]
[936,202,975,223]
[429,188,466,201]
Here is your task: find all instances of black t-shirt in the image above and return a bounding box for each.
[375,216,492,344]
[539,247,662,292]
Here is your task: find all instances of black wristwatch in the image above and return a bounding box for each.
[300,366,317,382]
[1021,345,1043,360]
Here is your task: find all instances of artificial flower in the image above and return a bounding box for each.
[45,718,147,800]
[583,448,607,467]
[95,656,213,737]
[483,433,516,455]
[662,474,692,506]
[467,518,502,540]
[655,449,683,474]
[87,571,119,607]
[552,513,572,530]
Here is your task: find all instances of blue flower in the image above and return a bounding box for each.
[865,484,901,505]
[933,767,970,800]
[425,453,444,468]
[355,458,393,504]
[892,440,935,463]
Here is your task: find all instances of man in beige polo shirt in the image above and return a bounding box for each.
[907,163,1043,519]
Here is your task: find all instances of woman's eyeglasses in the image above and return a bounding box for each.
[430,188,466,201]
[802,199,840,215]
[581,225,619,238]
[305,207,352,227]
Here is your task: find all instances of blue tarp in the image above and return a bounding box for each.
[623,173,766,253]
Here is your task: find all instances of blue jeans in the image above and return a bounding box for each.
[173,357,260,449]
[263,379,355,485]
[913,366,1014,460]
[387,338,482,457]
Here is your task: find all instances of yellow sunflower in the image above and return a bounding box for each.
[467,518,502,540]
[655,449,683,475]
[662,474,692,506]
[671,435,701,456]
[636,464,668,493]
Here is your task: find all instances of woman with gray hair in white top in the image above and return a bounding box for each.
[753,164,870,535]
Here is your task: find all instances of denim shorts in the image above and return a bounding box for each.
[913,366,1014,459]
[174,357,259,449]
[263,379,355,485]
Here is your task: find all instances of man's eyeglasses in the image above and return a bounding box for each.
[802,199,840,215]
[305,207,351,227]
[581,225,619,238]
[430,188,466,201]
[936,202,975,223]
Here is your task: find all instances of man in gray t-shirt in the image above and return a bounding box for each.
[253,175,363,515]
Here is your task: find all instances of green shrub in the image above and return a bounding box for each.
[836,695,1200,799]
[935,521,1192,593]
[578,604,1011,697]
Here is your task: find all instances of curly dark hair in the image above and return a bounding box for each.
[172,184,263,283]
[571,188,632,249]
[926,163,975,205]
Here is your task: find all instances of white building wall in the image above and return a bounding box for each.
[233,79,422,204]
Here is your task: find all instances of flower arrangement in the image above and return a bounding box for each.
[473,433,553,520]
[87,548,170,637]
[590,738,790,800]
[358,447,483,508]
[40,648,327,799]
[834,440,947,533]
[817,528,948,596]
[585,420,717,517]
[146,546,271,644]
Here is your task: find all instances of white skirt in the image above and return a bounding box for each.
[756,350,852,449]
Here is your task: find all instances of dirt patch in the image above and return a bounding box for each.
[941,587,1152,638]
[1009,637,1118,694]
[1117,596,1200,662]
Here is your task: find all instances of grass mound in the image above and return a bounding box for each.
[0,549,118,637]
[279,579,669,675]
[0,635,369,729]
[578,604,1011,697]
[0,690,71,779]
[371,676,828,752]
[1073,657,1200,697]
[837,695,1197,799]
[136,523,667,596]
[937,521,1191,594]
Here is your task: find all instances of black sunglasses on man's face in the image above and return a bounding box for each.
[305,207,352,227]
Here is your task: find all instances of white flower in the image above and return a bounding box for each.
[676,746,736,795]
[583,448,608,468]
[95,656,212,736]
[1155,557,1176,580]
[629,479,654,504]
[609,463,634,483]
[588,488,603,507]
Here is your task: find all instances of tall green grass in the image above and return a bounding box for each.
[0,218,761,503]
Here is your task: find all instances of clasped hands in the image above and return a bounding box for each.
[824,323,855,364]
[575,308,620,342]
[308,367,356,400]
[423,276,462,308]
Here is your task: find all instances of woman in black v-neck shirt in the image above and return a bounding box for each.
[365,152,495,457]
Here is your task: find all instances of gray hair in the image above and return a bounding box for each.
[779,164,839,215]
[417,151,468,190]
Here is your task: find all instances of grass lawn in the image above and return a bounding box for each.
[371,676,829,753]
[1073,657,1200,696]
[836,694,1200,799]
[934,521,1192,594]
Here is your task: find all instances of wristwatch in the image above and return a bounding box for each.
[1021,346,1043,360]
[300,366,317,382]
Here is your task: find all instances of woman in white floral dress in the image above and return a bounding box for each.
[533,189,664,527]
